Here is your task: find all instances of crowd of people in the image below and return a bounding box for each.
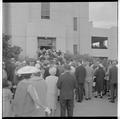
[2,48,118,117]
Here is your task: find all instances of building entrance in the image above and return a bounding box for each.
[40,46,52,50]
[37,36,56,50]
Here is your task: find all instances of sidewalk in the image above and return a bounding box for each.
[55,95,117,117]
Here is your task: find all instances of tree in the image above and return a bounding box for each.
[3,33,22,61]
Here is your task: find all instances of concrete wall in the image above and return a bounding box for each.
[79,19,91,55]
[109,27,118,60]
[90,27,110,58]
[26,21,66,58]
[3,2,89,58]
[90,27,118,60]
[5,3,30,57]
[3,3,117,60]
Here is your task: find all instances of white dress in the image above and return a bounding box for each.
[45,76,58,110]
[3,88,13,117]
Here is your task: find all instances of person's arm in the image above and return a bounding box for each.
[28,84,51,114]
[27,85,46,110]
[109,68,111,81]
[8,90,13,102]
[73,75,78,89]
[75,67,78,79]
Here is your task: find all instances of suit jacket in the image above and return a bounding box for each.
[5,61,16,84]
[75,65,86,84]
[109,66,118,84]
[85,65,94,82]
[57,72,77,100]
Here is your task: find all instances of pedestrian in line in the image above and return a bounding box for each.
[57,64,77,117]
[75,60,86,102]
[84,61,94,100]
[109,60,118,103]
[45,67,58,116]
[106,61,112,97]
[94,63,105,98]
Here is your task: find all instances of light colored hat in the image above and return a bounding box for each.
[49,67,57,75]
[17,66,40,75]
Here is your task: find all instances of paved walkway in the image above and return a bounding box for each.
[55,95,117,117]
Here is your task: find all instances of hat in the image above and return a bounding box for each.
[17,66,40,75]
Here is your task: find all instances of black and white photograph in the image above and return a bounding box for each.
[2,1,118,117]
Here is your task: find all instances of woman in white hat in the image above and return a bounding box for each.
[12,66,51,117]
[45,67,58,116]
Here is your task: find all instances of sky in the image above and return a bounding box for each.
[89,2,118,28]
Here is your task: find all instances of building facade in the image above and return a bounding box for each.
[3,2,118,60]
[90,26,118,60]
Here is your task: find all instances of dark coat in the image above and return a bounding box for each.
[57,72,77,99]
[94,67,105,92]
[109,66,118,84]
[75,65,86,84]
[5,61,16,85]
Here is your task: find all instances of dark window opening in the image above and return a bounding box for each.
[37,36,56,50]
[73,44,78,55]
[91,36,108,49]
[73,17,77,31]
[41,3,50,19]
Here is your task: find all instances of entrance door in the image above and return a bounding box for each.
[37,36,56,50]
[40,46,52,50]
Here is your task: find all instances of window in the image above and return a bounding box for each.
[91,36,108,49]
[73,44,78,55]
[41,3,50,19]
[73,17,77,31]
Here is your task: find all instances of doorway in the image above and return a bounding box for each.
[37,36,56,50]
[40,46,52,50]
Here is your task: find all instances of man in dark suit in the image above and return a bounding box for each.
[109,60,118,103]
[75,60,86,102]
[57,64,77,117]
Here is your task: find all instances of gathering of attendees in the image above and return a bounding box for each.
[2,48,118,117]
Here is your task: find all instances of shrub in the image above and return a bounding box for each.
[3,33,22,61]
